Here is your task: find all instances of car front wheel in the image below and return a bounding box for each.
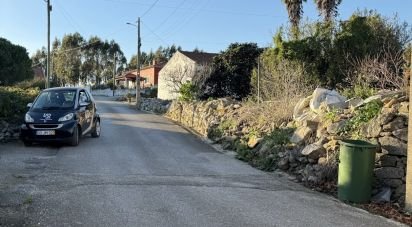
[91,120,101,138]
[70,125,80,146]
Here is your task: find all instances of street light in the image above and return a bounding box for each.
[126,18,141,108]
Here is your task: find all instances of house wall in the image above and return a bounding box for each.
[158,52,196,100]
[140,67,155,87]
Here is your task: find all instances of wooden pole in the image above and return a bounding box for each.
[405,47,412,211]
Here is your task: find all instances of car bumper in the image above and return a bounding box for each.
[20,120,77,143]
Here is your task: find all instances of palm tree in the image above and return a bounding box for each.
[282,0,306,39]
[314,0,342,22]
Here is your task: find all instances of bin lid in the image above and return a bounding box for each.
[339,139,377,148]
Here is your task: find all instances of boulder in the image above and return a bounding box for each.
[277,158,289,170]
[382,179,403,188]
[365,118,382,138]
[247,136,262,148]
[398,102,409,114]
[301,143,326,159]
[379,136,407,156]
[309,88,348,113]
[377,112,396,126]
[346,97,363,109]
[293,96,312,119]
[290,126,314,144]
[382,116,406,132]
[383,98,398,108]
[371,187,391,203]
[392,128,407,142]
[326,120,347,135]
[393,184,406,199]
[374,167,405,179]
[376,155,398,167]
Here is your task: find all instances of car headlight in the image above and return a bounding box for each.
[58,113,74,122]
[25,113,34,123]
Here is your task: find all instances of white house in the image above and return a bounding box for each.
[157,50,216,100]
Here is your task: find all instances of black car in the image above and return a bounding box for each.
[20,87,101,146]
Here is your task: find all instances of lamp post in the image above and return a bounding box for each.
[126,18,141,108]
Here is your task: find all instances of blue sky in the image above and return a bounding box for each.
[1,0,411,61]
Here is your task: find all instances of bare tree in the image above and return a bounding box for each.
[345,44,406,90]
[163,63,213,95]
[254,59,314,101]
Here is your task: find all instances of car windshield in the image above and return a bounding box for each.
[32,90,76,110]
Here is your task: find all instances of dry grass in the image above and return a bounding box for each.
[233,97,299,134]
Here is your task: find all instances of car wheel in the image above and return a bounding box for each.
[70,125,80,146]
[23,140,32,147]
[91,120,101,138]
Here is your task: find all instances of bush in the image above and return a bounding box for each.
[15,77,46,89]
[340,84,377,99]
[179,82,197,101]
[0,86,40,123]
[342,100,383,138]
[142,87,158,98]
[92,84,110,90]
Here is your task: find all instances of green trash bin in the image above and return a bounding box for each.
[338,139,377,203]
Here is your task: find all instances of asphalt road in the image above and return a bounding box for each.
[0,96,403,227]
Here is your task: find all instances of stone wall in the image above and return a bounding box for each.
[165,98,240,136]
[0,121,20,143]
[139,98,171,114]
[164,89,409,204]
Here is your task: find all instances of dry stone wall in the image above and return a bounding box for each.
[163,89,409,204]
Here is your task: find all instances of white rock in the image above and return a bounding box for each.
[309,88,347,113]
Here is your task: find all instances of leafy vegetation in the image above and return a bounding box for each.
[263,128,293,145]
[178,82,197,101]
[0,38,33,85]
[199,43,262,99]
[0,87,39,123]
[342,100,383,137]
[340,84,377,99]
[264,11,410,89]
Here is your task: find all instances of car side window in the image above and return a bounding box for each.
[79,91,89,103]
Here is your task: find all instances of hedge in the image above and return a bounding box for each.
[0,86,40,123]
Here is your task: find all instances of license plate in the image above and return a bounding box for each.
[36,130,55,136]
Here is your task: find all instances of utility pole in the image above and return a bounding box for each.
[46,0,52,88]
[136,17,141,108]
[113,53,117,97]
[257,57,260,104]
[406,47,412,211]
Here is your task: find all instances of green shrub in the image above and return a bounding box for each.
[15,78,46,89]
[142,87,158,98]
[342,100,383,138]
[179,82,197,101]
[218,118,237,131]
[92,84,110,90]
[264,128,293,145]
[207,127,223,139]
[234,139,252,161]
[341,84,377,99]
[0,86,39,123]
[324,108,340,122]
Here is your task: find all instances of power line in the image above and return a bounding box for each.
[141,22,169,46]
[140,0,160,18]
[103,0,280,17]
[55,0,84,33]
[152,0,187,32]
[160,0,209,38]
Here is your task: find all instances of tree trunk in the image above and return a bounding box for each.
[405,50,412,211]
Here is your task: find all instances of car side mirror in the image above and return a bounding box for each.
[27,103,33,108]
[79,102,89,107]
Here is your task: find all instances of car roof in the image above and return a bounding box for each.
[42,87,84,92]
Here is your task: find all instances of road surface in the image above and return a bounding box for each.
[0,97,403,226]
